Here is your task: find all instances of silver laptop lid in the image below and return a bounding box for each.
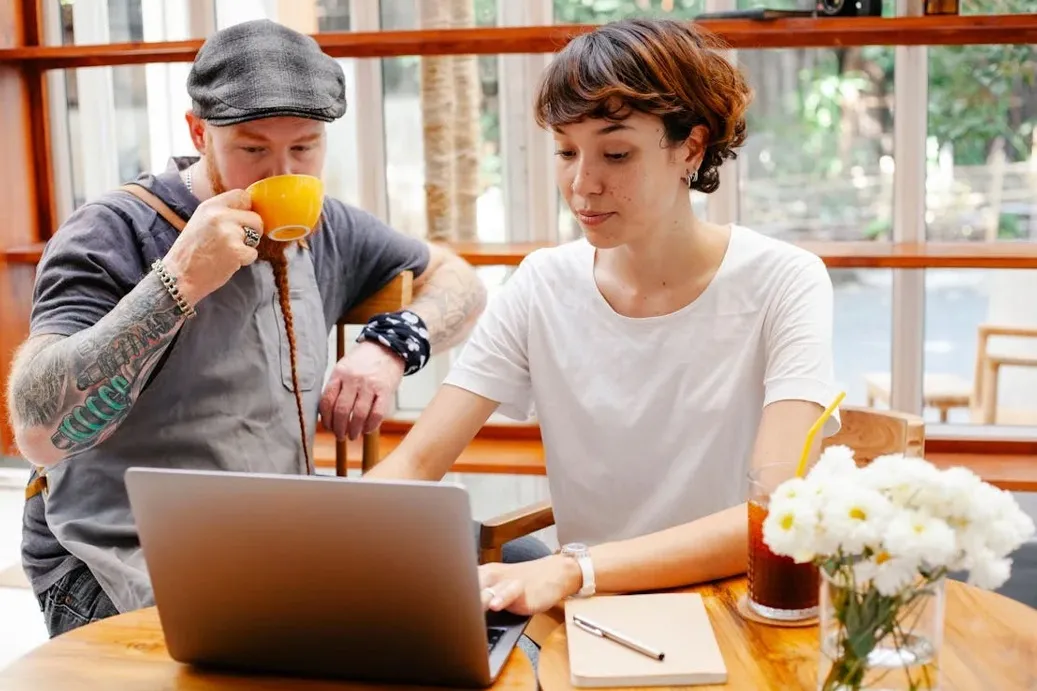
[125,468,505,686]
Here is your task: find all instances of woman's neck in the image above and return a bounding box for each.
[601,213,729,293]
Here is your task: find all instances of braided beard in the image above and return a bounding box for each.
[203,153,313,474]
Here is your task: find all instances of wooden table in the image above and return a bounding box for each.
[539,577,1037,691]
[0,607,536,690]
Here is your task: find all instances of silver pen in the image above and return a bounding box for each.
[572,614,666,661]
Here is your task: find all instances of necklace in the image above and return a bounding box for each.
[184,165,194,194]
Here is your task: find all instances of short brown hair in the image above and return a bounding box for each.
[534,18,752,194]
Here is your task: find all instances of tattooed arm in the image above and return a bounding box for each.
[7,272,186,467]
[407,243,487,354]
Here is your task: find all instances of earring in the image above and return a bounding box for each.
[683,170,699,188]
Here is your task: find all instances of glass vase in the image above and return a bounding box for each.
[817,567,946,691]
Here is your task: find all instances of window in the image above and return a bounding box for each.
[379,0,503,241]
[736,46,895,243]
[554,0,705,23]
[922,40,1037,426]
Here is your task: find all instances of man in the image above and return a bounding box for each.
[6,19,546,638]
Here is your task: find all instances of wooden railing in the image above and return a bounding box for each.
[314,422,1037,492]
[9,240,1037,270]
[0,16,1035,69]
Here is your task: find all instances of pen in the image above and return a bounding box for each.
[572,614,666,661]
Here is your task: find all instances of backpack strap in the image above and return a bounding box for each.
[24,183,190,503]
[118,183,188,231]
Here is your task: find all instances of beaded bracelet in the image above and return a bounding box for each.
[356,310,431,376]
[152,259,197,319]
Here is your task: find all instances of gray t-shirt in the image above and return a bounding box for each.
[21,157,429,610]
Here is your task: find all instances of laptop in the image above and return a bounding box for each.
[125,467,529,687]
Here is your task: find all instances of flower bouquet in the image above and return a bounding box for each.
[763,446,1035,691]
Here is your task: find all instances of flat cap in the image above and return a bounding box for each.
[187,19,346,126]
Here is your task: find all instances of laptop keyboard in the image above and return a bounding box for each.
[487,627,505,652]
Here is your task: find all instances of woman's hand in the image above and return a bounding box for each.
[479,555,584,616]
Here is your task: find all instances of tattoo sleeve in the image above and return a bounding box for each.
[8,271,185,462]
[405,258,487,353]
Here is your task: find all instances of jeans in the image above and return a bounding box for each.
[37,563,120,639]
[39,530,553,639]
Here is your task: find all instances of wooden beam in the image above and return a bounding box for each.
[452,241,1037,270]
[12,239,1037,270]
[0,0,44,455]
[312,430,1037,491]
[0,15,1034,69]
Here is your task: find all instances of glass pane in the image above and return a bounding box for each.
[737,0,895,12]
[925,43,1037,242]
[834,269,893,409]
[736,46,895,242]
[960,0,1037,14]
[553,0,706,23]
[53,0,354,46]
[379,0,504,241]
[60,65,154,208]
[922,269,1037,427]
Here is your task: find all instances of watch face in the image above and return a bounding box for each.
[562,542,589,556]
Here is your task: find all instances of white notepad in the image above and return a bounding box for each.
[565,593,727,688]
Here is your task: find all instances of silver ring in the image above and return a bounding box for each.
[243,226,261,248]
[483,586,496,599]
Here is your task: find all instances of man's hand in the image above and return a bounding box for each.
[319,341,405,441]
[479,555,583,616]
[163,189,264,307]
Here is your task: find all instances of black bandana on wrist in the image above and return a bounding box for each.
[356,310,432,376]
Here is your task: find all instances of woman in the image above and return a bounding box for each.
[367,17,840,615]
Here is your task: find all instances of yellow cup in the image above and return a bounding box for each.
[246,174,325,242]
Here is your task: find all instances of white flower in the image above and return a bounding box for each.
[772,477,815,503]
[860,454,943,509]
[854,552,920,596]
[967,552,1013,590]
[925,466,984,520]
[808,445,858,481]
[762,496,819,563]
[819,485,894,555]
[883,509,957,568]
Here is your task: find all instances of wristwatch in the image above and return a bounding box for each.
[561,542,596,598]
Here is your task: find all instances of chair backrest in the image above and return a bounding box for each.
[971,323,1037,424]
[334,271,414,476]
[822,405,925,465]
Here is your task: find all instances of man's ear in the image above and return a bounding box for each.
[185,111,207,153]
[684,123,710,171]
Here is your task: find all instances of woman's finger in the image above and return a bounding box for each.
[485,578,523,611]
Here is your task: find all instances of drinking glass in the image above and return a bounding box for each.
[746,462,820,621]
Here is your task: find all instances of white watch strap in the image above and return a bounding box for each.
[575,553,595,597]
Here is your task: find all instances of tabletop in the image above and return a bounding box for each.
[0,607,536,691]
[538,577,1037,691]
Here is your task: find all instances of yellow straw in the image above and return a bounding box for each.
[796,391,846,478]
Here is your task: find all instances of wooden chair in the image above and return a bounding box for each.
[330,271,414,477]
[476,405,925,564]
[865,323,1037,424]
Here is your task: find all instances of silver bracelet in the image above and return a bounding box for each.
[152,259,196,319]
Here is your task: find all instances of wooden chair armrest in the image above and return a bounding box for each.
[478,499,555,563]
[978,323,1037,339]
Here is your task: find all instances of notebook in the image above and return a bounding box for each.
[564,593,727,688]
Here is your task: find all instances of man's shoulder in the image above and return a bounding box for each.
[42,194,144,261]
[316,197,387,236]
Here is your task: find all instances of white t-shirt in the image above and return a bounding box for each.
[443,226,840,547]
